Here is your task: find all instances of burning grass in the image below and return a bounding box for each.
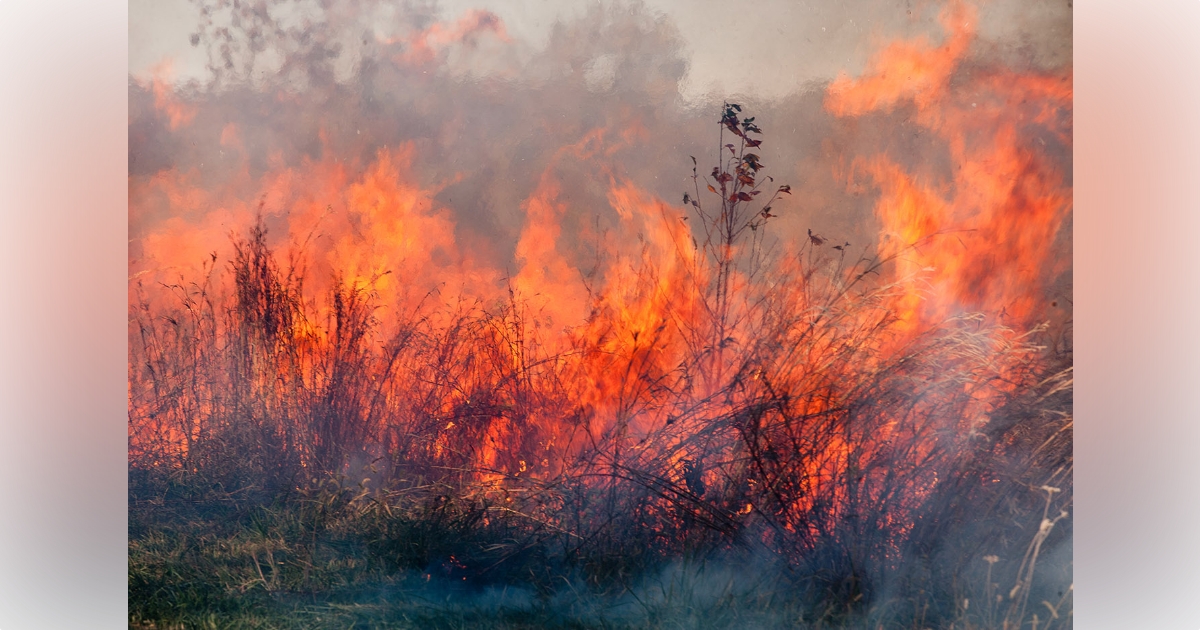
[129,107,1070,628]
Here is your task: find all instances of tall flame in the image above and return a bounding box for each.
[826,0,1071,330]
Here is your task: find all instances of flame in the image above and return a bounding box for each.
[391,9,510,67]
[513,170,592,335]
[129,2,1070,565]
[827,0,1071,330]
[131,143,502,322]
[147,60,197,130]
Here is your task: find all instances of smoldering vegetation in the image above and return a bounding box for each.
[129,1,1072,628]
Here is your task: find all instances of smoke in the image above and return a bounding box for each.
[130,0,1071,100]
[130,0,1071,328]
[355,550,807,629]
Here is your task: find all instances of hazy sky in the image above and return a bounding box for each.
[130,0,1070,101]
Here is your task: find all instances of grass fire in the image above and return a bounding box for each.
[129,1,1071,627]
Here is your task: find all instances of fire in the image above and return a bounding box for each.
[512,170,592,336]
[826,0,1071,330]
[129,1,1070,579]
[404,10,509,66]
[131,144,503,323]
[147,60,196,130]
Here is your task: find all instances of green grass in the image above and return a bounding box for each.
[129,481,1071,629]
[128,481,817,629]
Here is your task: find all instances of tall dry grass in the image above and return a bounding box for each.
[129,106,1071,628]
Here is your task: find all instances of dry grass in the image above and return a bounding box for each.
[128,108,1071,629]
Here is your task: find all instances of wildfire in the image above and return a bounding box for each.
[128,0,1070,580]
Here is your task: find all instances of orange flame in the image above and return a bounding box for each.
[147,60,197,130]
[827,0,1071,330]
[392,9,510,67]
